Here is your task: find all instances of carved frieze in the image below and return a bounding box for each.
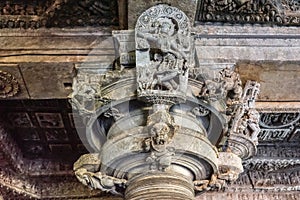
[258,112,300,142]
[244,157,300,172]
[0,70,19,98]
[0,0,119,29]
[249,170,300,191]
[197,0,300,26]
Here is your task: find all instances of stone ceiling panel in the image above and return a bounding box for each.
[0,99,87,162]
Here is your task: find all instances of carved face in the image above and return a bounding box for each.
[151,122,170,145]
[157,18,175,36]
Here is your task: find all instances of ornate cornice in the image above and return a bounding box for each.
[197,0,300,26]
[0,0,119,29]
[243,157,300,172]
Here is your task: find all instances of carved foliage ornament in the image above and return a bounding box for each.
[197,0,300,26]
[0,70,19,98]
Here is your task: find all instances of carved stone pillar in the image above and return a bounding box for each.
[125,172,194,200]
[71,4,260,200]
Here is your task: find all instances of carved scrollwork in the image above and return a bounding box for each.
[197,0,300,26]
[260,112,300,128]
[243,158,300,172]
[0,70,19,98]
[226,81,260,159]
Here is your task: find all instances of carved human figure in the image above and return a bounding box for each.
[220,67,243,103]
[247,108,260,144]
[137,17,189,61]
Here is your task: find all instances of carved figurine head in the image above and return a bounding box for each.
[156,17,176,36]
[150,122,171,145]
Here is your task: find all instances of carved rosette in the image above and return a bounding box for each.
[0,70,19,98]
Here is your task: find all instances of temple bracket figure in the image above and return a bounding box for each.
[71,4,261,199]
[74,154,127,195]
[135,4,193,104]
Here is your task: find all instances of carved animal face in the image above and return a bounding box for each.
[150,122,170,145]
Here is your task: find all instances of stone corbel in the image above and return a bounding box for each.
[74,154,127,195]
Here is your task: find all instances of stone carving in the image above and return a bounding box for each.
[194,152,244,192]
[197,0,300,26]
[257,145,300,158]
[135,4,194,104]
[143,109,178,171]
[243,158,300,172]
[112,30,136,68]
[258,128,292,141]
[46,0,119,28]
[190,106,211,117]
[220,67,243,104]
[248,169,300,192]
[74,154,127,195]
[0,0,118,29]
[69,71,109,119]
[260,112,300,128]
[227,81,260,158]
[198,66,243,103]
[7,112,32,127]
[257,112,300,142]
[104,107,125,121]
[71,4,262,199]
[194,174,226,192]
[0,70,19,98]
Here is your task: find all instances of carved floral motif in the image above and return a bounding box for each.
[0,70,19,98]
